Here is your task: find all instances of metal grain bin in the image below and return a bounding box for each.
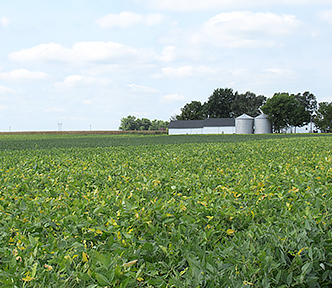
[235,113,254,134]
[254,114,271,134]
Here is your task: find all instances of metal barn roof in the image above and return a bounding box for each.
[168,120,205,129]
[204,118,235,127]
[168,118,235,129]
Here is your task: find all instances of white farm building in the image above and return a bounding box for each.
[168,118,235,135]
[168,114,272,135]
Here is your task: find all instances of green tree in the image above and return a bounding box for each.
[231,91,266,117]
[314,102,332,132]
[138,118,152,130]
[149,119,169,130]
[119,115,138,131]
[295,91,317,117]
[289,103,309,132]
[119,116,168,131]
[205,88,235,118]
[294,91,317,132]
[262,92,315,133]
[176,101,206,120]
[261,93,296,132]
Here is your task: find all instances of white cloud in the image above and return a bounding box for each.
[1,17,10,27]
[191,11,302,48]
[156,65,217,78]
[266,68,295,75]
[54,74,109,88]
[96,11,164,28]
[317,10,332,25]
[224,68,298,92]
[9,41,153,64]
[0,86,15,94]
[82,99,92,105]
[128,84,159,93]
[160,94,185,103]
[159,46,177,62]
[44,107,66,113]
[0,105,8,111]
[0,69,50,80]
[148,0,330,11]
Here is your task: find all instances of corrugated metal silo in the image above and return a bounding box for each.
[254,114,272,134]
[235,113,254,134]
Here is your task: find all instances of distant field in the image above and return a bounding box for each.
[0,134,332,287]
[0,132,330,150]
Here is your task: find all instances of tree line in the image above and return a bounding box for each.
[119,115,169,131]
[174,88,266,120]
[173,88,332,133]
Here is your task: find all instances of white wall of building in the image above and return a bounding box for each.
[202,127,235,134]
[169,127,236,135]
[282,122,318,133]
[168,128,203,135]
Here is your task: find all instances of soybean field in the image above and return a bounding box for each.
[0,133,332,287]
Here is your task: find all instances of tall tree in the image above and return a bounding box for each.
[205,88,235,118]
[149,119,169,130]
[119,115,138,131]
[231,91,266,117]
[295,91,317,117]
[138,118,152,130]
[262,92,315,133]
[176,100,206,120]
[314,102,332,132]
[289,102,309,132]
[261,93,296,132]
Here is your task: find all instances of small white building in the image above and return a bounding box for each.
[283,122,318,133]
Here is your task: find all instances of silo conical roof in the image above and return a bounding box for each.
[255,114,268,119]
[236,113,253,119]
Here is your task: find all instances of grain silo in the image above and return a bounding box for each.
[235,113,254,134]
[254,114,271,134]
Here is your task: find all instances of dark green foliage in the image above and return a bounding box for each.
[176,101,206,120]
[119,116,169,131]
[314,102,332,132]
[175,88,267,120]
[204,88,235,118]
[261,92,315,132]
[231,91,267,117]
[295,91,318,116]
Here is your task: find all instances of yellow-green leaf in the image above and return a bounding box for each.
[82,252,89,262]
[137,277,144,282]
[122,259,138,267]
[227,229,235,236]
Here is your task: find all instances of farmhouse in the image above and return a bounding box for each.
[168,113,272,135]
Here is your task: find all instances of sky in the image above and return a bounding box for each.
[0,0,332,131]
